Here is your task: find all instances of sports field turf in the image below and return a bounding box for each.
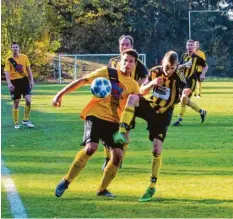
[1,80,233,218]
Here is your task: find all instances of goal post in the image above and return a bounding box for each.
[55,53,147,84]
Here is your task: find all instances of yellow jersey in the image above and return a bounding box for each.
[195,49,206,72]
[4,53,30,80]
[80,66,139,123]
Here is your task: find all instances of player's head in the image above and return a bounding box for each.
[120,49,138,75]
[119,35,134,54]
[186,39,195,53]
[162,51,179,77]
[11,42,20,55]
[194,41,200,49]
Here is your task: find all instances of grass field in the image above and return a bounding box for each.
[1,80,233,218]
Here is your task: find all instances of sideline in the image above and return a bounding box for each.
[1,160,27,218]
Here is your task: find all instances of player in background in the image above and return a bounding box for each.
[114,51,188,202]
[102,35,148,170]
[193,41,207,98]
[172,39,208,126]
[4,42,35,129]
[53,49,139,198]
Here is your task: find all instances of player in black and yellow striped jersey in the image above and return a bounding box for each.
[102,35,148,170]
[114,51,189,202]
[194,41,208,98]
[172,39,208,126]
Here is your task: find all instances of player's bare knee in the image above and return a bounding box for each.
[127,94,139,107]
[181,96,189,105]
[85,143,98,155]
[13,100,20,109]
[111,148,123,166]
[152,139,163,155]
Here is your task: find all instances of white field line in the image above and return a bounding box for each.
[1,160,27,218]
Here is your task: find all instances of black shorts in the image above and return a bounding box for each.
[186,77,197,96]
[81,116,123,150]
[196,71,202,82]
[10,77,31,100]
[134,97,174,142]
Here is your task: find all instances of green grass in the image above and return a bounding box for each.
[1,81,233,218]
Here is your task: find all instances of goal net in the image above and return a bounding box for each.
[53,54,147,83]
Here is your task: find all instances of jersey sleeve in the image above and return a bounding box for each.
[84,66,109,83]
[25,55,30,66]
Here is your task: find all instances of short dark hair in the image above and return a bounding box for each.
[121,49,138,61]
[11,42,19,47]
[118,35,134,46]
[187,39,194,44]
[163,51,178,65]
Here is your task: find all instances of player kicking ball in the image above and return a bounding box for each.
[114,51,190,202]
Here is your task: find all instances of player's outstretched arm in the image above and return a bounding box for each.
[52,77,88,107]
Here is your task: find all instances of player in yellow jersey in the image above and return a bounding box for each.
[102,35,148,170]
[172,39,208,126]
[4,42,35,129]
[53,49,139,198]
[114,51,189,202]
[194,41,207,98]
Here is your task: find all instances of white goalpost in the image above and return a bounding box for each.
[54,53,147,84]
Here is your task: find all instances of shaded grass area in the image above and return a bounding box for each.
[1,82,233,218]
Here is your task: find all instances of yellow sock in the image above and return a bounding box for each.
[12,108,19,124]
[194,82,199,95]
[188,100,201,113]
[122,143,128,160]
[179,103,186,119]
[98,160,118,192]
[64,150,90,183]
[104,147,111,159]
[23,104,31,121]
[119,106,135,133]
[149,155,162,189]
[199,82,202,95]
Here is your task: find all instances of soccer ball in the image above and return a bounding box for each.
[90,77,112,98]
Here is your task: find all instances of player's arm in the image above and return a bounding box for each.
[26,65,34,89]
[52,77,88,107]
[136,60,149,86]
[4,60,14,91]
[197,56,208,81]
[139,69,163,95]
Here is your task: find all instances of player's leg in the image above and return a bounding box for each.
[187,99,207,123]
[97,121,123,197]
[55,116,99,197]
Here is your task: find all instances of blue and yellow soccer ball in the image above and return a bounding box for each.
[91,77,112,98]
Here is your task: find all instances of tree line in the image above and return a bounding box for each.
[1,0,233,79]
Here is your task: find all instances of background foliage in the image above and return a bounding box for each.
[1,0,233,78]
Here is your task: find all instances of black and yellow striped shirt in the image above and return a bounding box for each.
[144,66,186,113]
[180,53,206,79]
[108,56,148,81]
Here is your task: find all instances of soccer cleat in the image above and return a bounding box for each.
[101,157,110,171]
[22,120,35,128]
[172,120,181,126]
[14,124,20,129]
[55,179,69,197]
[139,187,156,202]
[113,132,127,144]
[97,189,115,197]
[200,110,207,123]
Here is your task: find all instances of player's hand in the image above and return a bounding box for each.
[8,83,15,92]
[184,60,192,68]
[30,80,35,89]
[52,95,62,107]
[182,88,191,97]
[200,73,206,81]
[152,77,164,87]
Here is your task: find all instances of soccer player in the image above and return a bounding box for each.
[4,42,35,129]
[193,41,207,98]
[172,39,208,126]
[114,51,188,202]
[102,35,148,170]
[53,49,139,198]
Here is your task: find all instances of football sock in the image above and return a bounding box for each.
[98,160,118,192]
[179,103,186,120]
[23,104,31,121]
[12,108,19,124]
[188,100,201,112]
[149,154,162,189]
[104,147,111,160]
[199,82,202,95]
[64,150,90,183]
[119,106,135,133]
